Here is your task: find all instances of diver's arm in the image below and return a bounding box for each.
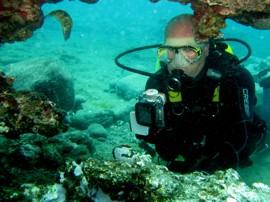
[196,68,267,172]
[213,67,260,167]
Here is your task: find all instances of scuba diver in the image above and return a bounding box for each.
[115,14,268,173]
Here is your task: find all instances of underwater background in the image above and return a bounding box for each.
[1,0,270,199]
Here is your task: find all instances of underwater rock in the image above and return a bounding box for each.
[253,56,270,87]
[0,90,67,138]
[88,110,115,126]
[0,72,15,93]
[247,56,270,87]
[2,152,270,200]
[8,131,95,168]
[69,110,93,130]
[23,183,66,202]
[232,12,270,30]
[69,98,132,130]
[42,143,64,167]
[63,144,92,162]
[0,130,96,200]
[257,56,270,71]
[110,74,147,101]
[70,109,115,130]
[65,131,95,153]
[33,71,75,111]
[0,0,74,43]
[6,133,58,168]
[0,131,96,199]
[0,135,10,154]
[112,101,133,122]
[0,131,94,169]
[19,133,48,144]
[0,0,44,43]
[6,57,75,111]
[51,131,95,159]
[167,0,270,40]
[0,65,67,139]
[61,155,270,201]
[72,96,85,113]
[87,123,108,140]
[10,143,41,167]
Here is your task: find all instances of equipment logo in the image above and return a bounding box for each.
[243,88,250,118]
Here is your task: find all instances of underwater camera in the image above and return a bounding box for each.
[130,89,166,136]
[136,89,165,127]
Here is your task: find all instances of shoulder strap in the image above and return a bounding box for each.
[208,42,240,69]
[212,85,220,102]
[206,42,242,83]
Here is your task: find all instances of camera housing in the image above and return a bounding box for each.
[135,89,166,128]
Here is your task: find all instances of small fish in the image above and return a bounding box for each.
[47,10,73,40]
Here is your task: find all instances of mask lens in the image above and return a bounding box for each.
[179,46,202,62]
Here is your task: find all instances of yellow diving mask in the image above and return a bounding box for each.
[160,45,202,64]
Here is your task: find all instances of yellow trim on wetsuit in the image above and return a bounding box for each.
[155,47,166,71]
[212,86,220,102]
[225,44,234,55]
[168,90,182,102]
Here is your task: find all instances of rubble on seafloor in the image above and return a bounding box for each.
[1,0,270,43]
[3,154,270,201]
[0,71,67,138]
[0,71,95,199]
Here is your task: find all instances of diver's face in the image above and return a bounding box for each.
[165,37,209,78]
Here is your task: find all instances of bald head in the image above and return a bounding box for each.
[165,14,194,39]
[164,14,200,48]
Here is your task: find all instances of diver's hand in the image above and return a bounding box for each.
[136,127,163,144]
[198,142,239,173]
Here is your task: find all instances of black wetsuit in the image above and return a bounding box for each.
[137,45,266,173]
